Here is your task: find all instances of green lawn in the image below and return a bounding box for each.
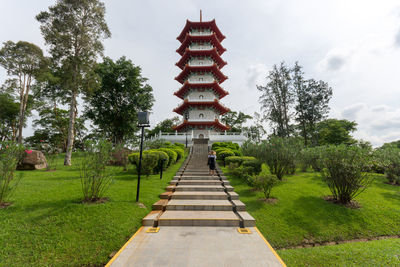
[279,238,400,266]
[222,165,400,265]
[0,153,186,267]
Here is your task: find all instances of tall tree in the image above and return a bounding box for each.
[317,119,357,145]
[85,56,154,145]
[0,41,47,143]
[257,62,294,137]
[242,112,266,143]
[293,62,332,146]
[221,111,252,132]
[36,0,111,165]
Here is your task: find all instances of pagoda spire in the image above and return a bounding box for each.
[200,10,202,22]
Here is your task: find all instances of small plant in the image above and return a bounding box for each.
[80,140,114,202]
[253,174,279,199]
[0,141,24,206]
[320,145,373,205]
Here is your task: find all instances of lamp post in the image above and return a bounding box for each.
[136,111,150,202]
[185,128,188,148]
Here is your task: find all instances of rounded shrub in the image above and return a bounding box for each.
[242,158,262,175]
[149,150,169,172]
[172,143,185,149]
[128,151,159,177]
[158,148,177,166]
[217,149,235,161]
[170,147,184,160]
[225,156,243,166]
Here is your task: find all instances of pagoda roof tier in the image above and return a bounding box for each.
[173,119,230,131]
[174,81,229,100]
[173,99,230,115]
[176,48,227,70]
[175,64,228,84]
[177,20,226,43]
[176,33,226,56]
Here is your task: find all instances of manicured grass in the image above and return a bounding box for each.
[222,165,400,250]
[279,238,400,266]
[0,153,186,267]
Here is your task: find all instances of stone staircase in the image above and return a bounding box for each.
[142,142,255,228]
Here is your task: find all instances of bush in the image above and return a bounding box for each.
[228,163,253,186]
[253,174,279,199]
[225,156,243,166]
[375,147,400,185]
[172,143,185,150]
[158,148,177,166]
[128,151,159,177]
[301,147,324,172]
[216,149,235,162]
[148,150,169,172]
[80,140,114,202]
[212,141,239,151]
[320,145,373,204]
[242,159,262,175]
[0,141,24,205]
[170,147,184,160]
[231,149,243,156]
[243,137,302,180]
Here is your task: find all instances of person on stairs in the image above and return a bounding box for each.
[207,150,217,176]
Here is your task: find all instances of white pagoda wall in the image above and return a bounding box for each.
[188,57,213,66]
[186,90,216,100]
[188,108,217,120]
[188,73,214,83]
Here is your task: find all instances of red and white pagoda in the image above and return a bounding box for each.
[172,17,230,139]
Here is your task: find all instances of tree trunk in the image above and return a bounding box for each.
[17,76,26,144]
[64,92,77,166]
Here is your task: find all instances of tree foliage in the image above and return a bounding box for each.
[85,56,154,145]
[0,93,19,141]
[317,119,357,145]
[36,0,111,165]
[293,62,332,146]
[146,116,179,139]
[221,110,252,132]
[257,62,294,137]
[0,41,48,143]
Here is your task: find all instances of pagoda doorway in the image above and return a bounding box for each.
[199,134,205,139]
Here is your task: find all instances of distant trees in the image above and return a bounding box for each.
[146,116,180,139]
[317,119,357,145]
[0,93,19,141]
[85,57,154,145]
[221,110,252,132]
[0,41,48,143]
[36,0,111,165]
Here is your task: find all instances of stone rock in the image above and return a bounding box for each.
[17,150,47,170]
[110,148,132,166]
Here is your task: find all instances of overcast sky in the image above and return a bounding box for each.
[1,0,400,146]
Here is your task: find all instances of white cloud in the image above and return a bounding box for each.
[341,103,366,120]
[246,63,269,89]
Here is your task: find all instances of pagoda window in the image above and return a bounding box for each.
[199,95,204,99]
[199,77,203,81]
[199,113,204,118]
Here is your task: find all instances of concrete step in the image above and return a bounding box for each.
[166,199,234,211]
[238,211,256,227]
[170,191,231,200]
[142,210,161,226]
[152,199,168,210]
[160,192,173,199]
[175,176,225,180]
[170,180,229,186]
[232,200,247,211]
[172,185,233,192]
[158,210,241,226]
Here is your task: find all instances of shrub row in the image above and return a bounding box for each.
[128,143,184,176]
[212,142,242,162]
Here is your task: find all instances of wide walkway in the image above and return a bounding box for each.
[107,141,285,266]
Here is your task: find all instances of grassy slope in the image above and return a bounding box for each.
[0,153,186,267]
[222,166,400,265]
[279,238,400,267]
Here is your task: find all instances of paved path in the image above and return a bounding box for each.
[107,141,285,266]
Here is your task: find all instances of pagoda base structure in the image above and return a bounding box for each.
[152,130,247,147]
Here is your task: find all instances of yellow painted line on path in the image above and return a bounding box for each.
[105,226,144,267]
[254,227,287,267]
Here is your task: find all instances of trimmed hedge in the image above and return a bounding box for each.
[216,149,235,161]
[158,148,177,166]
[212,141,240,151]
[226,156,257,166]
[242,158,262,175]
[128,151,159,177]
[148,150,169,171]
[169,147,184,160]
